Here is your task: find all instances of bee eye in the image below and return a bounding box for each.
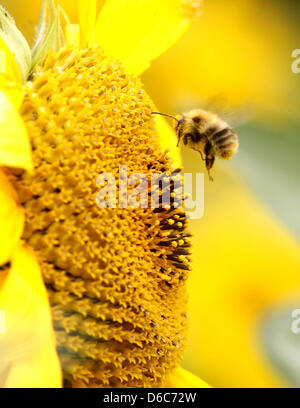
[193,117,202,123]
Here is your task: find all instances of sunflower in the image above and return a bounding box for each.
[0,0,211,388]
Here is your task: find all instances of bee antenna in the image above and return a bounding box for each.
[151,111,179,123]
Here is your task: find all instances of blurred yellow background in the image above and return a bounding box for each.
[144,0,300,387]
[142,0,300,122]
[3,0,300,388]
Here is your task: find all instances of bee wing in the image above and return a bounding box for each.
[219,106,251,128]
[204,93,254,127]
[172,92,253,128]
[201,92,229,112]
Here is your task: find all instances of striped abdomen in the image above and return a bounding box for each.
[210,126,239,160]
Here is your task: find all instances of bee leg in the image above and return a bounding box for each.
[207,170,214,182]
[199,151,205,161]
[205,155,215,182]
[176,126,183,147]
[182,133,193,146]
[176,119,184,146]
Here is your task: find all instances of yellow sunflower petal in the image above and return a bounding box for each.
[0,244,62,387]
[0,89,32,171]
[3,333,61,388]
[94,0,199,75]
[65,23,80,48]
[0,37,21,84]
[0,170,24,265]
[0,77,24,109]
[78,0,96,46]
[168,367,211,388]
[154,115,181,167]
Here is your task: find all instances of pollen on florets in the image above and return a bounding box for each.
[9,47,191,388]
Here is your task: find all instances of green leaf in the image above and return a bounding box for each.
[0,5,31,82]
[233,120,300,240]
[31,0,65,73]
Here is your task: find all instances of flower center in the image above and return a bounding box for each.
[11,47,191,387]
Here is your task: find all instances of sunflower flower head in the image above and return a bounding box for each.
[0,0,205,388]
[15,45,191,387]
